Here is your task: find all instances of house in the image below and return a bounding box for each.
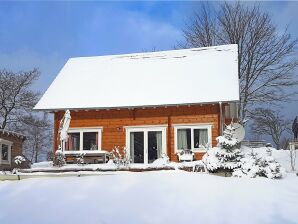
[288,116,298,150]
[0,129,26,170]
[34,44,239,163]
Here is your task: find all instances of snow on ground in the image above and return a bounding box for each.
[27,159,204,172]
[29,147,297,173]
[31,161,53,168]
[0,171,298,224]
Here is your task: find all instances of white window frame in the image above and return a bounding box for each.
[174,124,212,152]
[0,139,12,165]
[125,125,167,164]
[64,127,102,152]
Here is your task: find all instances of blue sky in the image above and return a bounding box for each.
[0,1,297,125]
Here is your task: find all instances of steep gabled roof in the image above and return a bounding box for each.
[34,44,239,111]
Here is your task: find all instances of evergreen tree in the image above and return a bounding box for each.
[203,124,243,173]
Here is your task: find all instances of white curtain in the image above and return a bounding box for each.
[130,133,135,163]
[156,131,162,158]
[199,129,208,146]
[177,129,188,150]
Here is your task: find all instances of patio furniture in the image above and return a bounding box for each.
[64,150,110,164]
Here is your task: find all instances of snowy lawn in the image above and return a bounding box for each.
[0,171,298,224]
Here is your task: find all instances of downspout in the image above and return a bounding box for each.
[167,115,172,161]
[219,102,223,135]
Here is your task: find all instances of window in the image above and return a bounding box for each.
[2,144,9,161]
[65,133,80,151]
[0,140,12,164]
[83,132,98,150]
[177,129,191,150]
[174,124,212,151]
[64,128,101,151]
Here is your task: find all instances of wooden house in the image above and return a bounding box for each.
[34,44,239,163]
[0,130,26,170]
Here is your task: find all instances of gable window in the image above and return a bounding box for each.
[0,139,12,165]
[174,124,212,151]
[64,128,102,151]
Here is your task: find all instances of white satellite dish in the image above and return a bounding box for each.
[232,123,245,142]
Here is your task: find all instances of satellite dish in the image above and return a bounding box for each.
[232,123,245,142]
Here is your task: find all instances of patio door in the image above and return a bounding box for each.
[127,127,166,164]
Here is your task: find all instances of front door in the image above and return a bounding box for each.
[127,127,166,164]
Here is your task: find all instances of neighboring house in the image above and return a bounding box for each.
[288,116,298,150]
[0,130,26,170]
[34,44,239,163]
[293,116,298,140]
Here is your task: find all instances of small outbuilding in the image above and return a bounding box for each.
[0,130,26,170]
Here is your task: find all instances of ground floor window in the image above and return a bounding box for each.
[65,128,101,151]
[174,124,212,152]
[0,139,12,164]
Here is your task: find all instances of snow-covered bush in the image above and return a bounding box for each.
[111,146,131,169]
[233,148,286,179]
[203,124,243,173]
[203,123,285,179]
[151,154,170,167]
[54,150,65,167]
[14,155,26,166]
[75,153,85,165]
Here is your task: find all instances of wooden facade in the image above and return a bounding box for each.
[54,104,223,162]
[0,130,26,170]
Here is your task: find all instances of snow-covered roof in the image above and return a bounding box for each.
[0,129,26,141]
[34,44,239,111]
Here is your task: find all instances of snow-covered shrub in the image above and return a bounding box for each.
[233,148,286,179]
[14,156,26,165]
[151,154,170,167]
[54,150,65,167]
[76,153,85,165]
[47,151,54,161]
[12,155,28,170]
[111,146,131,169]
[202,124,243,173]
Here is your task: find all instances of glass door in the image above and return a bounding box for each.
[128,128,165,164]
[130,132,144,163]
[148,131,162,163]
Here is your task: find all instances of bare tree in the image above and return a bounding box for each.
[0,69,40,129]
[251,108,291,149]
[182,2,298,121]
[280,137,290,150]
[14,113,53,163]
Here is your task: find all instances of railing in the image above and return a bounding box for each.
[241,140,267,148]
[288,139,298,150]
